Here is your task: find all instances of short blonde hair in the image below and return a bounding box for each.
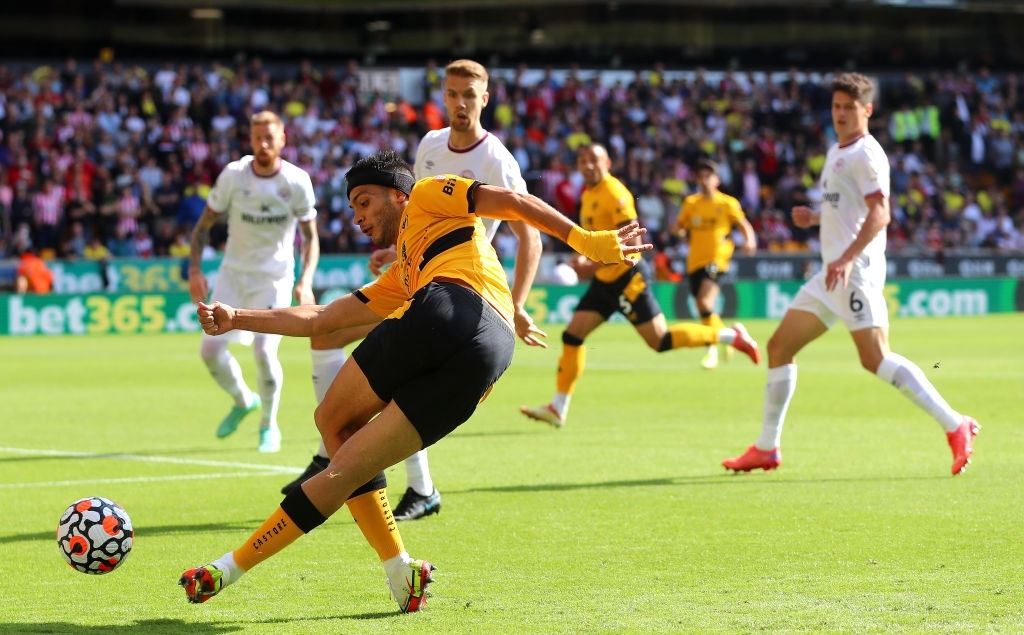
[250,110,283,127]
[445,59,488,86]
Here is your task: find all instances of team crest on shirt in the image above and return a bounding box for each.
[278,185,291,200]
[833,159,844,171]
[460,169,475,179]
[432,175,448,182]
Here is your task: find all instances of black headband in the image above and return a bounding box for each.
[346,165,415,199]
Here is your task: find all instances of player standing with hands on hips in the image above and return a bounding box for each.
[180,149,650,610]
[722,73,979,476]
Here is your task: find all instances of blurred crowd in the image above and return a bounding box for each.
[2,55,1024,274]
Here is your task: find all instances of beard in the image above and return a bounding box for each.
[253,150,276,169]
[372,198,401,248]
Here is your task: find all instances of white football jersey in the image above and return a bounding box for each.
[414,129,527,240]
[818,134,890,286]
[207,156,317,279]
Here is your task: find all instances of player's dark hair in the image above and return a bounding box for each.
[695,158,719,175]
[346,149,415,198]
[832,72,875,106]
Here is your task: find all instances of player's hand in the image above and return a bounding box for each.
[294,280,315,306]
[741,240,757,256]
[825,258,853,291]
[568,222,652,265]
[791,206,818,228]
[197,301,236,335]
[514,304,547,348]
[617,222,652,263]
[188,269,209,304]
[369,246,398,276]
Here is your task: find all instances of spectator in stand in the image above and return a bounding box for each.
[15,246,53,293]
[177,184,206,232]
[31,177,64,253]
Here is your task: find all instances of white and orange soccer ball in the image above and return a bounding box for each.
[57,497,134,574]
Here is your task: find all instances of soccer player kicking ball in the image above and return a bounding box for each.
[722,73,979,476]
[180,149,650,611]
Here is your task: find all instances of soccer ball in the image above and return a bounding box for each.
[57,497,134,574]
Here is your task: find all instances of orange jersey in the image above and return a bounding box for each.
[356,175,514,323]
[578,173,637,283]
[675,190,746,273]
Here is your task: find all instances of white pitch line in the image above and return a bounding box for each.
[0,447,302,474]
[0,471,289,489]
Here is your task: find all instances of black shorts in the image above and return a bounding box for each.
[575,259,662,325]
[352,281,515,449]
[687,263,721,298]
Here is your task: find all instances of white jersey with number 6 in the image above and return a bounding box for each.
[818,134,890,287]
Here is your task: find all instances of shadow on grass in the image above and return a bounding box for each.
[1,612,410,633]
[458,473,943,494]
[0,446,280,464]
[0,619,243,634]
[0,521,262,545]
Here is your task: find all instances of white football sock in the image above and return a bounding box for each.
[551,392,571,417]
[311,347,347,403]
[404,450,434,496]
[211,551,244,586]
[384,551,412,579]
[876,352,961,432]
[717,328,736,345]
[200,339,252,407]
[756,364,797,450]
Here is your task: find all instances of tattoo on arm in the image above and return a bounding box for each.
[190,210,216,270]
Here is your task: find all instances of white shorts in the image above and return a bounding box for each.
[206,266,293,345]
[788,270,889,331]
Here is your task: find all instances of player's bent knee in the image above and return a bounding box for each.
[199,338,227,363]
[562,331,585,347]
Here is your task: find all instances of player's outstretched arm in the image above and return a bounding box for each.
[197,294,380,338]
[506,219,545,347]
[472,184,651,264]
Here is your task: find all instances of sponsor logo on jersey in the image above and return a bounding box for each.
[241,212,290,225]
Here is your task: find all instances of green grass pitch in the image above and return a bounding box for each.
[1,316,1021,633]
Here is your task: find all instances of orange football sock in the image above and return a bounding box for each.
[232,506,306,572]
[667,323,718,348]
[555,343,586,394]
[347,488,404,562]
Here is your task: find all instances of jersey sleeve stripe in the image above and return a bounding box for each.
[465,181,481,214]
[419,226,475,271]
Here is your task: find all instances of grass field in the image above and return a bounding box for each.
[1,316,1021,634]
